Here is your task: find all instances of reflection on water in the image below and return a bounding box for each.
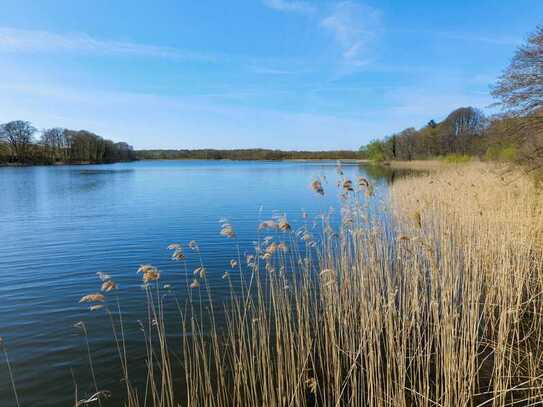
[0,160,416,406]
[360,163,428,185]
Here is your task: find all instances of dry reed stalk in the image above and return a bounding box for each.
[65,162,543,407]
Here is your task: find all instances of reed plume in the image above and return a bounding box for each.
[64,162,543,407]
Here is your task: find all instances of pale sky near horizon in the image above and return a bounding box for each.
[0,0,541,150]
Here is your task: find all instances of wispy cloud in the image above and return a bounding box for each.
[0,27,214,61]
[0,79,382,149]
[262,0,316,14]
[321,1,381,67]
[262,1,382,69]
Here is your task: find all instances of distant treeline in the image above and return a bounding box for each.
[360,25,543,171]
[136,149,362,161]
[359,107,540,163]
[0,120,136,165]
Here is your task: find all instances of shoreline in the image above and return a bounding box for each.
[0,158,367,167]
[0,157,474,169]
[0,159,139,168]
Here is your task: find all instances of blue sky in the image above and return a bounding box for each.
[0,0,541,150]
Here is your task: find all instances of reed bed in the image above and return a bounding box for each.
[6,162,542,407]
[75,163,543,406]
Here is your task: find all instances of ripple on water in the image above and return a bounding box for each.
[0,160,391,406]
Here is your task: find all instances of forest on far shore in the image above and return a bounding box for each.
[135,149,361,161]
[2,25,542,169]
[0,123,136,165]
[359,25,543,172]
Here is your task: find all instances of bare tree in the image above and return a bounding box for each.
[0,120,37,162]
[492,25,543,117]
[441,107,485,154]
[395,128,418,160]
[0,139,9,162]
[492,25,543,171]
[40,128,67,161]
[446,107,485,137]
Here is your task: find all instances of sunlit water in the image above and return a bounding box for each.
[0,160,399,406]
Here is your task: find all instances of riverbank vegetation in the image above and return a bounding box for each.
[2,22,543,407]
[135,148,362,161]
[7,157,540,406]
[29,161,539,407]
[360,25,543,175]
[0,120,136,165]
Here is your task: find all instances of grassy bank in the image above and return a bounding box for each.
[5,162,542,406]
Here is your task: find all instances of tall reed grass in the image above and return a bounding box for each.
[7,162,543,406]
[71,163,543,406]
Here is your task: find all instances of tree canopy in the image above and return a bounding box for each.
[492,25,543,117]
[0,121,136,165]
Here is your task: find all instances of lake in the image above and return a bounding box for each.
[0,160,396,406]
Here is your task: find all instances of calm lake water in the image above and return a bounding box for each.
[0,160,396,406]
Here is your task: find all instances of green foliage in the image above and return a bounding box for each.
[440,154,472,164]
[137,149,362,161]
[358,101,536,167]
[363,140,387,162]
[484,145,518,162]
[359,107,488,162]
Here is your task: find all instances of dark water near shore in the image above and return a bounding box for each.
[0,160,400,406]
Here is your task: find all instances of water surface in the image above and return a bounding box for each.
[0,160,395,406]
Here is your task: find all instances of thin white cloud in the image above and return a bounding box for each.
[0,80,381,149]
[0,27,214,61]
[321,1,381,67]
[262,0,316,14]
[262,1,382,70]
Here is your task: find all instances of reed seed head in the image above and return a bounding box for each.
[259,220,277,230]
[79,293,105,303]
[311,179,324,195]
[171,249,186,260]
[278,217,291,231]
[358,176,370,188]
[101,280,117,292]
[343,179,354,191]
[142,269,160,283]
[220,224,236,238]
[137,264,156,274]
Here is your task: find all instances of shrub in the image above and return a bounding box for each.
[440,153,472,163]
[485,145,518,162]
